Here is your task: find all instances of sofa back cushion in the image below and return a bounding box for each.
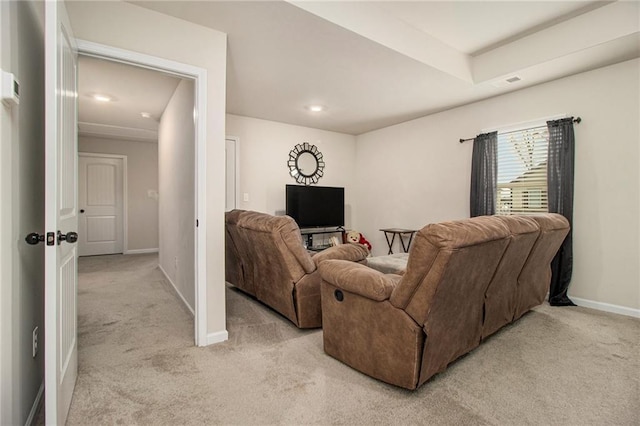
[482,215,540,339]
[388,216,511,384]
[513,213,570,320]
[390,216,510,321]
[234,211,315,324]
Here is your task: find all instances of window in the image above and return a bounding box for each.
[496,125,549,215]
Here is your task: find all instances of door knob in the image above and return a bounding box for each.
[57,231,78,245]
[80,209,85,213]
[25,233,45,245]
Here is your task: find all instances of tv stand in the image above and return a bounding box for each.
[300,227,347,252]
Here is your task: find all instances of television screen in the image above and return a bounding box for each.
[286,185,345,228]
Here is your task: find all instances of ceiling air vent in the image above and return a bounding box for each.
[491,75,523,88]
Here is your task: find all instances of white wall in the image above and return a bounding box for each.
[0,1,45,424]
[355,59,640,312]
[79,136,159,252]
[67,0,228,340]
[226,114,358,227]
[159,80,195,310]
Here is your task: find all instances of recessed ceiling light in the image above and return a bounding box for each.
[93,94,112,102]
[306,105,326,112]
[141,112,152,118]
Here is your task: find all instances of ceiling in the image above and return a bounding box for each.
[78,56,181,142]
[79,1,639,139]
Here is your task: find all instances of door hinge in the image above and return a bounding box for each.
[196,219,199,228]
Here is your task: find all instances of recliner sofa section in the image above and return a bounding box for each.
[319,214,569,389]
[225,209,369,328]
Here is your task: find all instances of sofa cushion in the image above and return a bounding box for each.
[482,215,540,339]
[386,216,512,385]
[513,213,570,320]
[366,253,409,275]
[238,211,315,277]
[319,260,400,301]
[390,215,511,321]
[312,243,370,267]
[235,212,314,324]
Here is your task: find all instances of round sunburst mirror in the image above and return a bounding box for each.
[287,142,325,185]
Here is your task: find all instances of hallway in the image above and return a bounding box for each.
[68,253,195,423]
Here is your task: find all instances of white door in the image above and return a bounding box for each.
[225,137,238,211]
[45,1,78,424]
[78,154,124,256]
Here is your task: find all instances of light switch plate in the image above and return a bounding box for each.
[1,70,20,106]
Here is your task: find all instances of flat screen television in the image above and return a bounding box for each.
[285,184,345,228]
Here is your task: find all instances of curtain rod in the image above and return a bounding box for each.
[459,116,582,143]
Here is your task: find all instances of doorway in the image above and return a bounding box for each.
[76,40,208,346]
[78,153,126,256]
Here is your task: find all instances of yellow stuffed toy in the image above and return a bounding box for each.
[346,230,372,252]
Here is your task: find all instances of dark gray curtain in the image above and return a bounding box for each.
[470,132,498,217]
[547,118,576,306]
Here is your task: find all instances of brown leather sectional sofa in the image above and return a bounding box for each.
[318,214,569,389]
[225,210,369,328]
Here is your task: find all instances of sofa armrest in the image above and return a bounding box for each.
[318,259,400,301]
[312,243,369,266]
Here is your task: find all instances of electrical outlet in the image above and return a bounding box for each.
[32,326,38,358]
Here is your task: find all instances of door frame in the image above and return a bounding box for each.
[225,136,240,211]
[76,40,209,346]
[78,152,128,255]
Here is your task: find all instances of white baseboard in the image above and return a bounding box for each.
[125,248,159,255]
[158,264,195,316]
[571,296,640,318]
[207,330,229,346]
[25,382,44,426]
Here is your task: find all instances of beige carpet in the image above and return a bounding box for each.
[62,254,639,425]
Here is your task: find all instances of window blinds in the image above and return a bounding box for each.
[496,125,549,215]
